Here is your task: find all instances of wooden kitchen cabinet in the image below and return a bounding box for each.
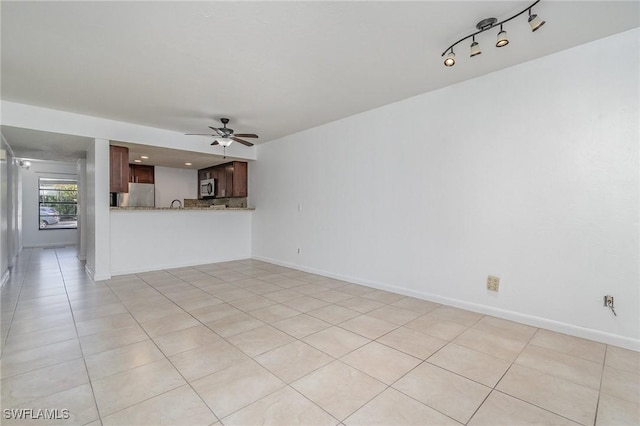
[229,161,247,197]
[211,166,227,198]
[198,161,247,198]
[110,145,129,192]
[129,164,155,184]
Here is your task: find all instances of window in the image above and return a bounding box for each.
[39,178,78,230]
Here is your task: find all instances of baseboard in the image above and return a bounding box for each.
[252,255,640,351]
[110,255,252,277]
[23,241,77,249]
[85,264,110,282]
[1,269,10,289]
[84,264,95,280]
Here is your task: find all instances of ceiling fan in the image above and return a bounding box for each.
[186,118,258,147]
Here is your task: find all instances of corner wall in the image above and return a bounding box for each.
[85,139,110,281]
[0,135,22,285]
[250,29,640,349]
[76,159,87,260]
[0,138,9,285]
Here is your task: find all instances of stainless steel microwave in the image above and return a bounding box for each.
[200,178,215,198]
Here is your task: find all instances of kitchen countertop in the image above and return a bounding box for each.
[110,207,254,211]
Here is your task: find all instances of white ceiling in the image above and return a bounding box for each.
[0,124,234,169]
[1,1,638,167]
[113,140,235,170]
[1,126,92,162]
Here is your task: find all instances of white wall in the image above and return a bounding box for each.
[7,149,22,268]
[154,166,197,208]
[85,139,111,281]
[21,160,78,248]
[0,138,9,285]
[0,136,23,285]
[76,159,87,260]
[251,29,640,349]
[110,210,252,275]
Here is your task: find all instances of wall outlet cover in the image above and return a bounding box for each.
[487,275,500,291]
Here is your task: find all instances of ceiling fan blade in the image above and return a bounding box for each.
[186,133,217,136]
[210,140,220,146]
[231,137,254,147]
[233,133,259,138]
[208,126,224,136]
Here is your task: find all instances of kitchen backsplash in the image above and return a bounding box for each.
[184,197,247,208]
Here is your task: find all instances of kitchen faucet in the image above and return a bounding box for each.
[170,199,182,209]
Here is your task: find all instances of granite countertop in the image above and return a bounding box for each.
[111,206,254,211]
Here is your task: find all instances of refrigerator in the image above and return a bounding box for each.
[118,183,155,207]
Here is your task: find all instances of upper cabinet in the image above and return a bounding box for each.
[129,164,155,184]
[198,161,248,198]
[227,161,247,198]
[110,145,129,192]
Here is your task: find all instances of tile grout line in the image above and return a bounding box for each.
[137,266,372,424]
[380,316,488,425]
[466,326,590,426]
[98,261,312,420]
[153,266,345,422]
[0,248,32,360]
[592,344,609,426]
[101,273,221,423]
[0,249,100,415]
[462,318,528,425]
[154,265,321,423]
[55,247,104,426]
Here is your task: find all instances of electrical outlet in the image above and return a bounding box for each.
[603,295,614,307]
[297,248,301,255]
[487,275,500,291]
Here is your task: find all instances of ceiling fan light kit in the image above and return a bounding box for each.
[441,0,546,66]
[217,138,233,147]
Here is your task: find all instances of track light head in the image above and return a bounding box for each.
[470,38,481,57]
[444,50,456,67]
[528,12,545,32]
[496,26,509,47]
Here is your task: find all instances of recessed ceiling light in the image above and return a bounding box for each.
[140,155,149,159]
[133,159,142,163]
[185,162,192,166]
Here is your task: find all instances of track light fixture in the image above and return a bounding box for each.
[496,25,509,47]
[528,8,546,32]
[470,36,481,57]
[444,49,455,66]
[441,0,546,67]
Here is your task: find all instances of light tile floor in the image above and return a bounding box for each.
[1,247,639,425]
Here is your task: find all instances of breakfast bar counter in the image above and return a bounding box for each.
[110,207,254,211]
[110,208,252,275]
